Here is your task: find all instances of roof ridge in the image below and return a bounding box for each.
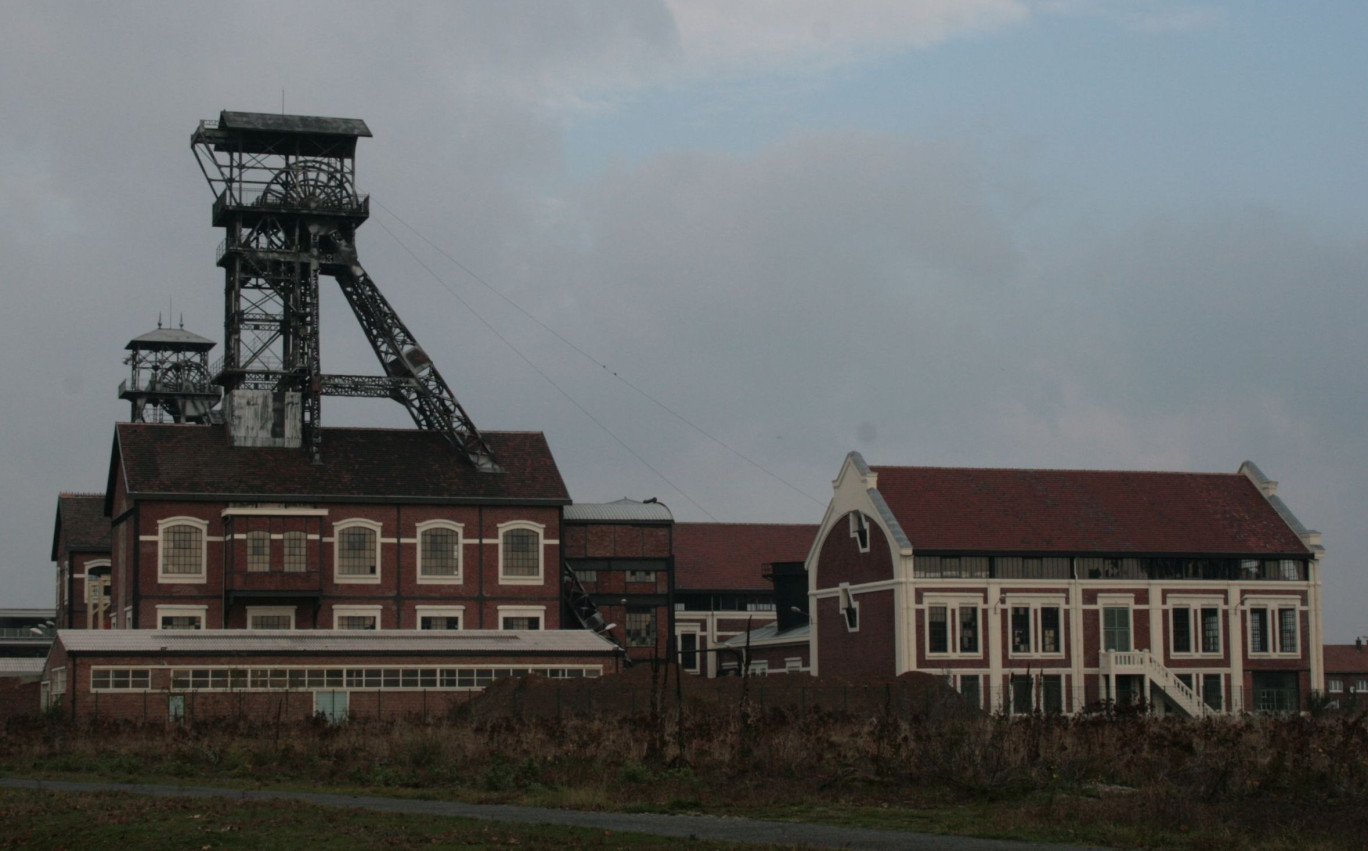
[870,464,1241,477]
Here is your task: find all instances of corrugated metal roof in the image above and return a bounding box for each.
[722,622,810,647]
[564,499,672,523]
[0,658,46,677]
[55,629,617,655]
[220,112,372,138]
[125,327,216,351]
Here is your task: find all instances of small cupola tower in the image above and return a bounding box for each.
[118,317,221,423]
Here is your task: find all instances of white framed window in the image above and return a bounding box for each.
[415,605,464,630]
[498,522,544,585]
[838,584,859,632]
[416,520,462,583]
[849,512,870,552]
[925,598,983,657]
[747,659,769,676]
[333,519,381,583]
[50,667,67,697]
[626,569,655,583]
[1248,604,1300,656]
[1100,606,1131,653]
[91,667,151,691]
[677,628,701,673]
[785,657,803,674]
[333,605,382,630]
[247,606,296,630]
[122,606,132,629]
[158,517,208,583]
[157,605,207,630]
[1008,600,1066,657]
[1170,603,1223,656]
[1328,678,1344,694]
[1356,678,1368,694]
[498,605,545,630]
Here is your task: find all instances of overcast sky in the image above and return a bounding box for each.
[3,2,1365,640]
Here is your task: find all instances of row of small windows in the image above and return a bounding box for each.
[913,555,1308,582]
[946,672,1227,713]
[158,522,542,581]
[89,666,599,693]
[924,604,1298,658]
[157,607,542,632]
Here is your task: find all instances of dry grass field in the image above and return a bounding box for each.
[4,667,1367,849]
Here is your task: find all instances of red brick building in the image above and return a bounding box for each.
[810,453,1324,714]
[51,494,112,629]
[673,523,816,676]
[103,423,570,634]
[562,499,674,665]
[1323,642,1368,709]
[41,628,620,723]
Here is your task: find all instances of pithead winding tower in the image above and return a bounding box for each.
[191,111,496,470]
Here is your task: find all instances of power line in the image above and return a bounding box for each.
[370,215,718,521]
[374,201,826,509]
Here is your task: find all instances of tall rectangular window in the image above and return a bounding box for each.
[247,530,270,572]
[1203,674,1223,711]
[1042,675,1064,714]
[1172,607,1192,653]
[959,675,981,709]
[958,607,979,654]
[1279,608,1298,654]
[1011,607,1031,654]
[283,531,307,573]
[1040,607,1061,654]
[162,524,204,577]
[928,606,949,654]
[501,528,540,578]
[1250,608,1269,653]
[1103,607,1131,652]
[679,633,699,672]
[1201,608,1221,654]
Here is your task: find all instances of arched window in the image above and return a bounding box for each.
[159,518,207,582]
[334,520,381,582]
[499,523,543,583]
[416,522,462,582]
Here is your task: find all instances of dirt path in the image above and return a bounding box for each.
[0,777,1107,850]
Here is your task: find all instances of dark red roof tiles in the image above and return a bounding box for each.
[1324,644,1368,674]
[114,423,568,503]
[53,494,111,556]
[674,523,817,590]
[869,466,1308,555]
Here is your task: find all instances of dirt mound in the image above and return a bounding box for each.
[464,665,973,721]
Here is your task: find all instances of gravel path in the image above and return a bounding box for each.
[0,777,1109,850]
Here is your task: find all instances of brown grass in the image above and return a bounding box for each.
[4,670,1367,849]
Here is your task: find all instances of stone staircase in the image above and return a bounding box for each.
[1101,649,1213,717]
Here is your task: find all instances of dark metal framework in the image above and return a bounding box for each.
[119,324,221,424]
[191,111,496,469]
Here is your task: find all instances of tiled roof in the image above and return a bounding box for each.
[565,498,672,523]
[674,523,817,591]
[869,466,1310,555]
[55,629,616,656]
[1324,644,1368,674]
[112,424,569,504]
[51,494,111,560]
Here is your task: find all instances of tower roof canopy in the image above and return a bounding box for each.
[212,111,372,156]
[125,327,216,352]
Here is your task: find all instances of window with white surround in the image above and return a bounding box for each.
[498,522,544,584]
[498,605,545,630]
[334,520,381,582]
[838,584,859,632]
[1170,603,1223,655]
[158,517,208,582]
[416,521,462,582]
[849,512,870,552]
[415,605,463,630]
[1329,678,1344,693]
[1008,601,1065,657]
[1248,604,1299,655]
[925,598,982,657]
[678,630,701,672]
[1102,606,1131,653]
[247,607,295,630]
[1356,678,1368,694]
[157,605,207,630]
[333,605,381,630]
